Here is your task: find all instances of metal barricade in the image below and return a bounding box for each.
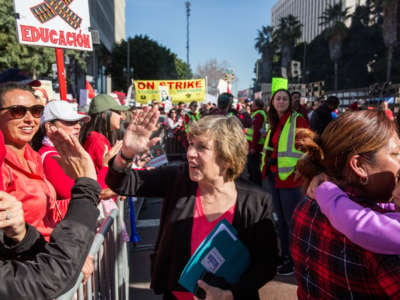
[57,198,129,300]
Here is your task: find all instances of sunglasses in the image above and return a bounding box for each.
[0,105,45,119]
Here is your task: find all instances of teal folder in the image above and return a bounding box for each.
[178,219,251,294]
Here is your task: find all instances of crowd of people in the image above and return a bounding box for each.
[1,71,400,300]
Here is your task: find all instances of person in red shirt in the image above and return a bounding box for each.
[36,100,90,219]
[183,101,200,132]
[0,83,57,241]
[291,91,309,124]
[80,94,128,198]
[261,89,309,276]
[245,99,267,186]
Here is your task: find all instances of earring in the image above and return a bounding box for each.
[360,176,368,185]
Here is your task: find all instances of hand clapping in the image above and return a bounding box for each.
[0,191,26,242]
[47,126,97,181]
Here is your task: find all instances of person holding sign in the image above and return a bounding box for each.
[260,89,309,276]
[105,107,278,299]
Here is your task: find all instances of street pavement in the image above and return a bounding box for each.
[128,197,298,300]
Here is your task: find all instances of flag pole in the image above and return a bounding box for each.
[55,48,67,100]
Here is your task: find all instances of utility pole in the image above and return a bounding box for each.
[185,1,191,76]
[127,39,130,90]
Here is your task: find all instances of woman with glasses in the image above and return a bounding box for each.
[80,94,128,199]
[0,83,56,240]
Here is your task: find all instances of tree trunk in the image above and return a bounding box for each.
[334,61,338,91]
[386,44,393,82]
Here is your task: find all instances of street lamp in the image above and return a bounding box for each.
[185,1,191,72]
[123,66,134,89]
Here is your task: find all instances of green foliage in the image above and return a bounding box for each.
[254,26,275,82]
[274,14,303,69]
[319,1,351,62]
[110,35,191,91]
[174,56,192,79]
[254,0,400,91]
[0,0,57,77]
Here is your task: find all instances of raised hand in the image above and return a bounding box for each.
[121,105,160,158]
[0,191,26,242]
[47,126,97,180]
[103,140,123,167]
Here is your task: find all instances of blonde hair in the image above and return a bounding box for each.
[188,115,248,180]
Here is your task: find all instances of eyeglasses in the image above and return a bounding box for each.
[0,105,44,119]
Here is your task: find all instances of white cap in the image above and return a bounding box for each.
[41,100,90,124]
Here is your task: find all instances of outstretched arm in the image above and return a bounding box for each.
[0,178,100,299]
[113,105,160,171]
[314,181,400,254]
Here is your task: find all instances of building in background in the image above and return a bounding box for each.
[271,0,366,43]
[85,0,126,95]
[114,0,126,43]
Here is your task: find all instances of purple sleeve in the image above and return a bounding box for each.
[315,181,400,254]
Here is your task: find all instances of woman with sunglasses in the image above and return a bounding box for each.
[80,94,128,198]
[0,83,56,241]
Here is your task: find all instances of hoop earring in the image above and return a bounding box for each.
[360,176,368,185]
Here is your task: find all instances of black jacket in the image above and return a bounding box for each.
[310,103,333,135]
[0,177,100,300]
[106,161,278,300]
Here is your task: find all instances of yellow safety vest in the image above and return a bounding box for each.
[184,111,200,132]
[245,109,267,144]
[260,112,304,180]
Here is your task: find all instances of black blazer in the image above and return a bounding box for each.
[107,161,278,299]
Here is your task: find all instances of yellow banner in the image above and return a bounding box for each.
[134,79,206,104]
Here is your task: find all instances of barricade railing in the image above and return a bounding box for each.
[56,198,129,300]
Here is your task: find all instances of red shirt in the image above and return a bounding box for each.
[83,131,110,189]
[38,144,72,220]
[264,111,309,188]
[291,197,400,299]
[173,188,236,300]
[1,144,58,240]
[385,109,394,121]
[248,110,265,153]
[0,132,5,190]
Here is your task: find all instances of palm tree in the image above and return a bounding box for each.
[273,14,302,78]
[319,0,351,91]
[380,0,399,82]
[254,26,275,83]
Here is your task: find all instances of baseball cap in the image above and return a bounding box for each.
[41,100,90,124]
[0,68,41,87]
[89,94,129,114]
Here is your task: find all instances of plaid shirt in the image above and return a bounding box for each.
[291,197,400,299]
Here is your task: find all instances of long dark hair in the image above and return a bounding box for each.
[267,89,292,133]
[80,111,117,145]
